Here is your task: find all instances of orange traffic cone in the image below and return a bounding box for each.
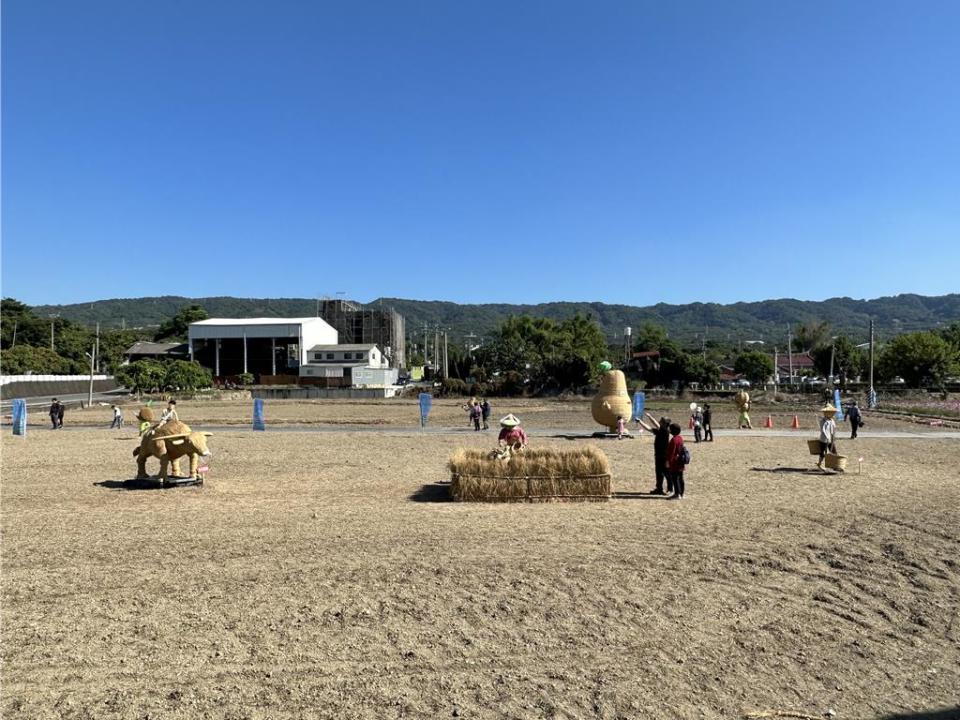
[764,415,773,428]
[791,415,800,429]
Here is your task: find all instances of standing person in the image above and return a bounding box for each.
[702,403,714,442]
[665,423,687,499]
[692,406,703,443]
[110,405,124,429]
[470,402,481,432]
[481,399,491,430]
[638,412,673,495]
[49,398,61,430]
[616,415,626,440]
[847,402,862,439]
[56,400,65,429]
[817,404,838,469]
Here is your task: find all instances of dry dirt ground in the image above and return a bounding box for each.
[2,401,958,720]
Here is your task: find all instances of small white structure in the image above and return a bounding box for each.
[188,318,337,377]
[300,344,399,387]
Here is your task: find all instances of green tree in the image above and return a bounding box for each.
[877,332,956,387]
[734,350,774,386]
[154,304,209,341]
[680,354,721,386]
[163,360,213,391]
[811,335,866,385]
[633,322,670,352]
[474,313,607,393]
[0,345,73,374]
[793,320,831,352]
[115,360,167,394]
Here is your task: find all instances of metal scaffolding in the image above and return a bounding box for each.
[319,300,406,368]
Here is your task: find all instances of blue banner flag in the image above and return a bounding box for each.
[631,391,645,422]
[12,399,27,436]
[253,399,265,431]
[418,393,432,427]
[833,389,845,421]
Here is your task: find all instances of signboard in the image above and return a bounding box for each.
[11,399,26,436]
[253,399,265,431]
[418,393,432,427]
[631,391,645,422]
[833,389,845,421]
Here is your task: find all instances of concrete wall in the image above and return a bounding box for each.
[252,386,399,400]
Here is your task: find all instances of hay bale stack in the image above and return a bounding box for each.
[448,446,612,502]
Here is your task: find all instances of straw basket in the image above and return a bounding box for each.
[807,439,822,455]
[824,453,847,471]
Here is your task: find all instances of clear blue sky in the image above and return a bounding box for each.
[3,1,959,307]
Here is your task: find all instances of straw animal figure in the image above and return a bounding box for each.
[133,420,213,482]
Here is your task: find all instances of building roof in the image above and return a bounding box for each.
[125,341,189,356]
[308,344,378,352]
[191,317,327,326]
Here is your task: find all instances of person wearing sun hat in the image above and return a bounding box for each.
[816,403,838,469]
[497,413,528,448]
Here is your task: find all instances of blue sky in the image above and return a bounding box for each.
[3,1,959,307]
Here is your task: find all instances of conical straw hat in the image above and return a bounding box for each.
[499,413,521,427]
[821,404,837,416]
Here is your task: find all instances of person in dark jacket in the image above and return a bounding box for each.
[638,412,673,495]
[49,399,61,429]
[702,403,713,442]
[481,399,491,430]
[847,402,862,439]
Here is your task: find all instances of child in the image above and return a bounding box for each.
[110,405,124,429]
[666,423,686,499]
[616,415,626,440]
[692,406,703,443]
[470,402,481,432]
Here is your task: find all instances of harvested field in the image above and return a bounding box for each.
[46,396,947,433]
[2,402,958,719]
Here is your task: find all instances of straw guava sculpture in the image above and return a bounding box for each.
[591,368,632,432]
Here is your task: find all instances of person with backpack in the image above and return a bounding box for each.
[638,412,673,496]
[666,422,689,499]
[847,402,862,439]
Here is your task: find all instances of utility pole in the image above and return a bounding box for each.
[443,332,449,379]
[11,319,17,348]
[868,319,876,408]
[87,343,96,407]
[787,326,793,384]
[95,322,100,373]
[829,338,836,385]
[434,327,440,373]
[423,323,428,368]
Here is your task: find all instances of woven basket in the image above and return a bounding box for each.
[824,453,847,471]
[807,439,822,455]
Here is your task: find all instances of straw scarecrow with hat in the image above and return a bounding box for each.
[735,390,752,429]
[816,403,839,469]
[497,414,528,450]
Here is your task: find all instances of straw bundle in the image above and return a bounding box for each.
[824,453,848,471]
[448,446,612,502]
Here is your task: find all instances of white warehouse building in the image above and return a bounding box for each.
[188,317,338,379]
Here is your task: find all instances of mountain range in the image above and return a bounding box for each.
[30,293,960,346]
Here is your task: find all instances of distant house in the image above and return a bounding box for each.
[775,352,816,381]
[124,341,189,364]
[299,344,398,387]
